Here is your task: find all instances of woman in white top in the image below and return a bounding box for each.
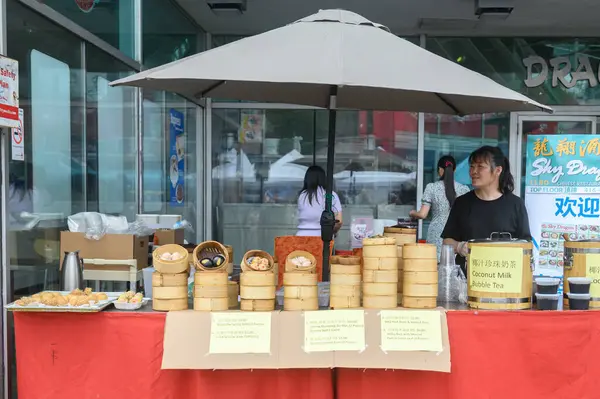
[296,166,342,237]
[409,155,470,260]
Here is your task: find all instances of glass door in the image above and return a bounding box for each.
[513,115,597,197]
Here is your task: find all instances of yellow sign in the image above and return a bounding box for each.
[303,310,365,352]
[585,254,600,297]
[209,312,271,354]
[468,246,523,293]
[380,310,443,352]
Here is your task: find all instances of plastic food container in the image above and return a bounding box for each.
[568,277,591,294]
[567,293,591,310]
[113,299,149,311]
[535,293,560,310]
[535,277,560,294]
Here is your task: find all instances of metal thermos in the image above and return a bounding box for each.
[60,251,84,292]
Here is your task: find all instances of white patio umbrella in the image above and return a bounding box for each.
[111,9,552,279]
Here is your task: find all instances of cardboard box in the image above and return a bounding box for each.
[154,229,184,245]
[60,231,148,271]
[162,309,450,372]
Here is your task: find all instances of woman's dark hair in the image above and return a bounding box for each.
[437,155,457,207]
[469,146,514,194]
[300,165,328,205]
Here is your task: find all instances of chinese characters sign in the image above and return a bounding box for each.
[468,246,523,293]
[525,134,600,279]
[586,254,600,297]
[527,135,600,193]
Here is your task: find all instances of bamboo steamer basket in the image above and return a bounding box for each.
[402,296,437,309]
[241,250,274,272]
[330,255,361,265]
[284,286,318,299]
[363,257,397,271]
[363,295,397,309]
[153,286,188,299]
[285,251,317,273]
[362,236,397,258]
[152,272,188,287]
[241,299,275,311]
[331,264,361,275]
[403,259,438,272]
[153,298,188,311]
[240,271,276,286]
[363,269,398,283]
[225,245,234,274]
[330,273,361,285]
[467,234,533,310]
[363,282,397,296]
[240,285,276,300]
[403,282,438,297]
[330,295,361,309]
[153,244,190,274]
[283,272,317,286]
[404,271,438,284]
[564,239,600,308]
[228,281,239,308]
[330,284,361,298]
[194,271,228,286]
[193,297,228,311]
[403,243,437,260]
[284,297,318,311]
[193,241,230,272]
[384,227,417,245]
[194,285,228,298]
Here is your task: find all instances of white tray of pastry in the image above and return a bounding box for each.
[5,289,118,313]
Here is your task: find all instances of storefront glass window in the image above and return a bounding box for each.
[142,90,199,242]
[142,0,199,68]
[211,109,417,263]
[7,0,87,395]
[85,45,137,220]
[421,112,510,237]
[427,37,600,105]
[40,0,136,59]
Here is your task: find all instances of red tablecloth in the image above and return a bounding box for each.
[13,312,333,399]
[15,310,600,399]
[337,311,600,399]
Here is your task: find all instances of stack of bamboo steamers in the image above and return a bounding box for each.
[362,237,398,309]
[329,255,361,309]
[383,227,417,304]
[192,241,230,311]
[283,251,318,310]
[402,243,438,308]
[239,250,276,311]
[152,244,190,311]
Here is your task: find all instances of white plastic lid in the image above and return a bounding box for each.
[568,277,592,284]
[567,293,591,299]
[535,277,560,286]
[535,293,560,299]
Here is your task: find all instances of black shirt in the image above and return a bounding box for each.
[441,191,532,271]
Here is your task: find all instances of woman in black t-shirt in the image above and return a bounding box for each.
[441,146,531,271]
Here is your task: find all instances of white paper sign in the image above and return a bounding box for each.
[209,312,272,354]
[0,56,19,128]
[303,310,366,353]
[11,108,24,161]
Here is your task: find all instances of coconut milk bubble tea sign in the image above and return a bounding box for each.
[525,134,600,280]
[0,56,19,129]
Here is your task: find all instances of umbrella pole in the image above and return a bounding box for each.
[320,87,338,282]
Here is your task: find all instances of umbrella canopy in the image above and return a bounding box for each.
[112,9,552,280]
[112,9,551,115]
